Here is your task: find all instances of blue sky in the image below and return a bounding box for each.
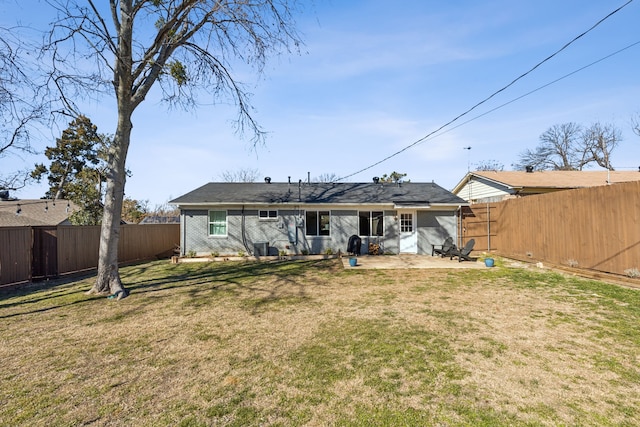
[2,0,639,207]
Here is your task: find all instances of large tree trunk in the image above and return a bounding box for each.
[87,0,134,299]
[88,113,133,299]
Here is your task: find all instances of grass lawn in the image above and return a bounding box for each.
[1,258,639,426]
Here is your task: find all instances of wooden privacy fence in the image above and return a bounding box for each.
[462,180,640,277]
[460,203,499,253]
[0,227,32,287]
[1,224,179,287]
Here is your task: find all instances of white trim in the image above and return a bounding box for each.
[207,209,228,237]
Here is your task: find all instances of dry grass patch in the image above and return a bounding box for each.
[1,259,639,426]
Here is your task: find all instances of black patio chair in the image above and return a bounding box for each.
[347,234,361,256]
[450,239,478,262]
[432,237,456,257]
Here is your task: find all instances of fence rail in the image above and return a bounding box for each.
[462,180,640,277]
[1,224,179,288]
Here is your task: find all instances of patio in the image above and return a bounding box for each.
[342,254,488,269]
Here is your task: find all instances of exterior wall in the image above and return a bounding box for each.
[379,210,398,254]
[181,207,457,256]
[182,208,357,256]
[297,209,357,255]
[416,210,457,255]
[456,177,513,203]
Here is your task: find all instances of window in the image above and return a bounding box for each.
[259,210,278,220]
[306,210,330,236]
[400,213,413,233]
[208,210,227,236]
[359,211,384,236]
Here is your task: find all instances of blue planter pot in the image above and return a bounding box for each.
[349,257,357,267]
[484,258,495,267]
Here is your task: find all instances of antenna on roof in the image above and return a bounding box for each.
[463,146,471,172]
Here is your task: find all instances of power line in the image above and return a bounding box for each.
[429,39,640,140]
[337,0,635,181]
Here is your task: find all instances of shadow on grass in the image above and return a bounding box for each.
[0,292,106,319]
[127,259,334,315]
[0,259,338,318]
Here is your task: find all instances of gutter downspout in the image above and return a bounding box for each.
[181,209,186,256]
[241,205,252,255]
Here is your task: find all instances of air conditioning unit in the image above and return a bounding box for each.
[254,242,269,256]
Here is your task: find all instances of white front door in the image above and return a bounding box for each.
[399,211,417,253]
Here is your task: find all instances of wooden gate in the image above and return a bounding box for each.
[32,226,58,280]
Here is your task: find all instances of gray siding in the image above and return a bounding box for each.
[181,207,457,256]
[416,211,457,255]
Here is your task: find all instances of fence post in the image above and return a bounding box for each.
[487,203,490,252]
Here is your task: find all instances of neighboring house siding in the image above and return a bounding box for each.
[457,177,512,203]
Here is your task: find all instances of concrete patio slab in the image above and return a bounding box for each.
[341,254,489,269]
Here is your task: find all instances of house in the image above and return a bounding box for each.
[452,170,640,204]
[170,180,468,256]
[139,215,180,224]
[0,191,80,227]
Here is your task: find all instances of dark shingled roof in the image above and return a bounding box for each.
[170,182,467,206]
[0,199,79,227]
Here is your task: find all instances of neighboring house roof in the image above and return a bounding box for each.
[139,215,180,224]
[0,199,79,227]
[171,181,468,208]
[452,170,640,203]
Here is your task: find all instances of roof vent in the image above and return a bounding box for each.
[372,177,380,184]
[525,165,534,173]
[0,189,9,200]
[264,177,272,184]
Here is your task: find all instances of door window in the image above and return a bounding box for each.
[400,213,413,233]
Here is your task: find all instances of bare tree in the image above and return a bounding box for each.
[516,123,584,171]
[42,1,303,298]
[219,168,261,182]
[474,160,504,172]
[582,122,621,171]
[516,122,621,171]
[313,173,339,183]
[632,113,640,138]
[0,27,46,190]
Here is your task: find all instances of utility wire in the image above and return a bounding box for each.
[337,0,634,181]
[429,39,640,140]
